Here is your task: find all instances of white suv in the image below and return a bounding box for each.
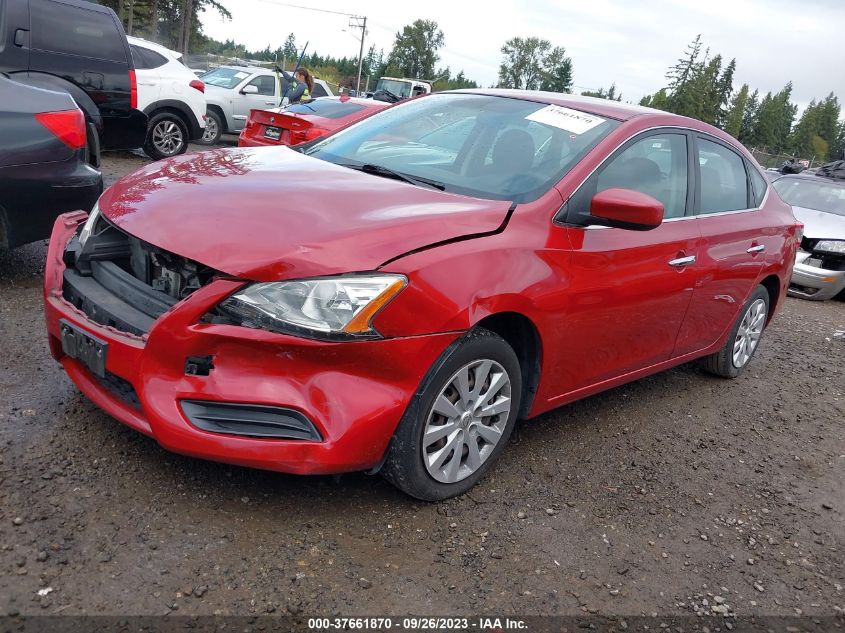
[128,36,206,160]
[199,65,333,145]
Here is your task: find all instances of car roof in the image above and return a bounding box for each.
[453,89,690,121]
[127,36,181,60]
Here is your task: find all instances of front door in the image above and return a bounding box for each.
[233,73,278,131]
[549,131,701,394]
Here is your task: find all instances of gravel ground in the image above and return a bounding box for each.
[0,148,843,619]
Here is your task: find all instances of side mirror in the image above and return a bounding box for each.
[590,188,664,231]
[240,85,259,95]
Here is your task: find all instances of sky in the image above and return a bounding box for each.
[199,0,844,112]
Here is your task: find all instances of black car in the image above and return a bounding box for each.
[0,0,147,164]
[0,74,102,249]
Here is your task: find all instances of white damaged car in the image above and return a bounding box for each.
[773,171,845,300]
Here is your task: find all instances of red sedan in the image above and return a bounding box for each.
[44,90,799,500]
[238,96,390,147]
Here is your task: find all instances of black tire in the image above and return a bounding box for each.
[143,112,189,160]
[382,327,522,501]
[198,109,223,146]
[701,285,770,378]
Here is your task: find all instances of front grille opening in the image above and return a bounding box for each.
[62,215,222,335]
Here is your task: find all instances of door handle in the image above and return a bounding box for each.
[747,244,765,254]
[264,101,276,105]
[14,29,29,47]
[668,255,696,267]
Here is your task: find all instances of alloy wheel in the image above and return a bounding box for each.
[422,359,512,484]
[202,117,218,143]
[152,120,184,156]
[732,298,767,368]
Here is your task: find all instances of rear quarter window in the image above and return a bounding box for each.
[31,0,126,62]
[748,162,768,207]
[131,45,168,70]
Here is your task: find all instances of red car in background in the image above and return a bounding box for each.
[44,91,800,501]
[238,96,390,147]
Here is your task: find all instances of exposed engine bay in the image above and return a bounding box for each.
[61,212,221,335]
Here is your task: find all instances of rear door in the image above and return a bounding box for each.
[130,44,162,107]
[673,135,768,356]
[553,130,701,392]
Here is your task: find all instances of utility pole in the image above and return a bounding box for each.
[348,16,366,95]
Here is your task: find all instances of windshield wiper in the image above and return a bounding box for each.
[340,163,446,191]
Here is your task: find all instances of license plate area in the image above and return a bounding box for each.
[264,126,281,140]
[60,319,108,378]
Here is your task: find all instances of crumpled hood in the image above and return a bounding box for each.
[791,205,845,240]
[97,147,512,281]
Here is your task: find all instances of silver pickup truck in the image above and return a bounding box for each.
[199,65,333,144]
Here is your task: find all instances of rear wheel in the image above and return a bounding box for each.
[199,110,222,145]
[382,328,521,501]
[701,285,769,378]
[144,112,188,160]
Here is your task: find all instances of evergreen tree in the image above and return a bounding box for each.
[739,89,759,143]
[724,83,749,139]
[582,83,622,101]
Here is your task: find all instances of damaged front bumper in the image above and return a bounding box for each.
[789,250,845,301]
[44,212,460,474]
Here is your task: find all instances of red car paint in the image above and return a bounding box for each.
[237,97,390,148]
[44,91,800,475]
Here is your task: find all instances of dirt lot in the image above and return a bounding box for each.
[0,148,843,619]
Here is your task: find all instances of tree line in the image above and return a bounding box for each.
[94,4,843,160]
[640,36,844,161]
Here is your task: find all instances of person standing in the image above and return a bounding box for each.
[277,67,314,104]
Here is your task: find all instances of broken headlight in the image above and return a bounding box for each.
[815,240,845,254]
[219,274,407,340]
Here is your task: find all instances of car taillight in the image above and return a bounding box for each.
[35,109,86,150]
[292,127,325,144]
[190,79,205,93]
[129,69,138,109]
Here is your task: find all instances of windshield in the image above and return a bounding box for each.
[305,93,620,202]
[201,67,250,89]
[774,177,845,217]
[375,79,412,99]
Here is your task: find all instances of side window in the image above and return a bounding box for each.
[31,0,126,62]
[311,83,328,98]
[140,48,167,70]
[247,75,276,96]
[697,138,750,214]
[747,162,768,207]
[595,133,689,219]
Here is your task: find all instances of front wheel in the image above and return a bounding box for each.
[382,328,522,501]
[144,112,188,160]
[701,285,770,378]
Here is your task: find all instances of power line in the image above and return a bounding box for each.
[252,0,362,19]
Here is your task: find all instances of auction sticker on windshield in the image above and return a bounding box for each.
[526,105,606,134]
